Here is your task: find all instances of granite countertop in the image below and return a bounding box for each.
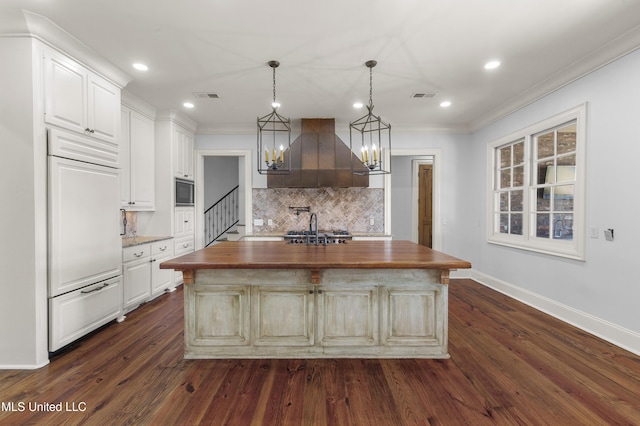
[122,235,173,248]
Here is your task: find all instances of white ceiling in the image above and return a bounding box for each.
[3,0,640,133]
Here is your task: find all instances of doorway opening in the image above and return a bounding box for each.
[195,149,253,249]
[388,149,441,251]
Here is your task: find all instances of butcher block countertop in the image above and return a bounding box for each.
[160,240,471,272]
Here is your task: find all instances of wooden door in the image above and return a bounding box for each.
[418,164,433,248]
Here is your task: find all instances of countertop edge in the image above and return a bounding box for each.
[122,235,173,248]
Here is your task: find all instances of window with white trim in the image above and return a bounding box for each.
[487,104,586,260]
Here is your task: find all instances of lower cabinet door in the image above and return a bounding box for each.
[380,284,446,346]
[186,285,250,347]
[49,276,122,351]
[252,285,314,346]
[123,258,151,309]
[151,254,174,296]
[316,285,378,346]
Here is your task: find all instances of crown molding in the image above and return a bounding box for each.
[468,23,640,132]
[19,10,132,89]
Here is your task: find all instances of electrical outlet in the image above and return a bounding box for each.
[370,218,375,226]
[590,227,598,238]
[268,219,273,226]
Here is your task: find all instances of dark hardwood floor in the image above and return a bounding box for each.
[1,279,639,425]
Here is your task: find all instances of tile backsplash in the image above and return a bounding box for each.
[252,188,384,234]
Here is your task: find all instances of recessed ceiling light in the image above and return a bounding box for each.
[183,102,194,109]
[132,63,148,71]
[484,60,501,70]
[353,102,364,109]
[440,101,452,107]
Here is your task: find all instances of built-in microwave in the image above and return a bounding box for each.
[175,178,194,206]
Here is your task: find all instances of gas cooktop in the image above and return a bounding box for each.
[284,230,352,244]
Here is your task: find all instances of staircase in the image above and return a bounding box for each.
[204,185,241,247]
[213,224,246,244]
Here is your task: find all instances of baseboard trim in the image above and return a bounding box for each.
[465,269,640,357]
[0,359,50,370]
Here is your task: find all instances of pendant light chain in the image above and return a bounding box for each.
[369,64,373,108]
[273,65,277,107]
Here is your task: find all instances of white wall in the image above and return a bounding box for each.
[203,156,239,208]
[467,48,640,352]
[0,38,49,368]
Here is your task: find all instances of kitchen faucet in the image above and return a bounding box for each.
[308,212,319,245]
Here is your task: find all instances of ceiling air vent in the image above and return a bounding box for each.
[410,92,437,99]
[193,92,220,99]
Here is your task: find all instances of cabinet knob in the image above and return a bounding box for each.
[317,289,323,294]
[309,290,314,294]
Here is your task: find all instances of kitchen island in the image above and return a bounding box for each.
[160,240,471,359]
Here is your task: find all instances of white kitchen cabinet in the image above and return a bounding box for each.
[175,206,195,237]
[174,206,195,283]
[122,245,152,310]
[151,241,175,296]
[49,276,123,352]
[48,156,122,297]
[174,125,194,180]
[44,47,120,144]
[120,105,155,210]
[123,240,175,311]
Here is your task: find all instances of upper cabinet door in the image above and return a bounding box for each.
[44,49,87,134]
[174,126,194,180]
[44,47,120,145]
[87,73,120,144]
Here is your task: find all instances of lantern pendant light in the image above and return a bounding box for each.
[350,60,391,175]
[257,60,291,174]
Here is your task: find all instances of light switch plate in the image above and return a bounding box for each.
[254,219,263,226]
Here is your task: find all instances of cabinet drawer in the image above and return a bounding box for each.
[123,244,151,262]
[49,276,122,351]
[174,236,195,256]
[152,240,173,256]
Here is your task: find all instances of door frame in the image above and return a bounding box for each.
[195,149,253,250]
[388,149,442,251]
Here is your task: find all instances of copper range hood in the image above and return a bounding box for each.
[267,118,369,188]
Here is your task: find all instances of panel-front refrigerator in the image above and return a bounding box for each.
[47,127,123,352]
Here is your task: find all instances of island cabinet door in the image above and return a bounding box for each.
[252,285,314,347]
[316,285,378,346]
[379,284,447,347]
[186,285,251,347]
